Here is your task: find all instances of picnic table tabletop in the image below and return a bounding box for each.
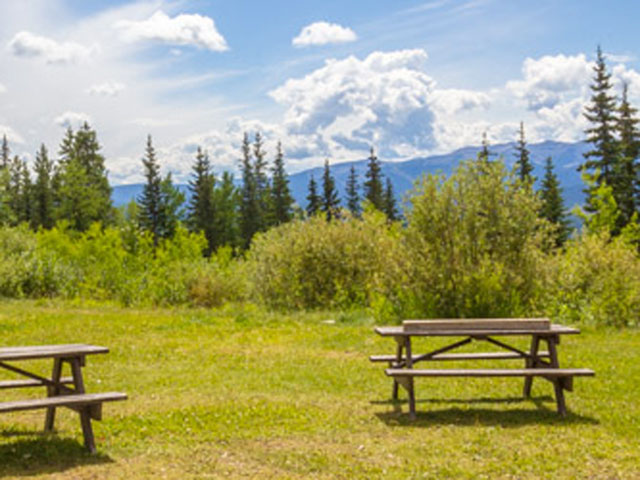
[0,344,109,361]
[375,324,580,337]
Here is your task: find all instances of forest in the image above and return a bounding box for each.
[0,47,639,327]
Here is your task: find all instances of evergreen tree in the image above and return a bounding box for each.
[31,144,56,229]
[212,171,240,249]
[0,167,13,225]
[306,174,321,217]
[581,46,619,212]
[137,135,163,247]
[1,135,9,169]
[616,82,640,228]
[239,132,259,248]
[270,141,294,226]
[364,147,384,210]
[514,122,534,183]
[346,165,360,217]
[55,123,113,229]
[321,159,340,221]
[253,132,270,229]
[187,147,216,255]
[479,131,492,163]
[8,155,30,225]
[383,177,399,221]
[158,172,185,239]
[540,157,571,247]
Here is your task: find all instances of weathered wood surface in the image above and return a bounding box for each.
[403,318,551,332]
[0,376,74,389]
[0,392,127,413]
[369,352,551,363]
[0,344,109,361]
[376,324,580,337]
[385,368,595,378]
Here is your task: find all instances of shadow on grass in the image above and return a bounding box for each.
[373,396,599,427]
[0,429,112,477]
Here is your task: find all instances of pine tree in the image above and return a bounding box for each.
[514,122,534,183]
[158,172,185,239]
[346,165,360,217]
[306,174,321,217]
[383,177,399,221]
[540,157,571,247]
[187,147,216,255]
[239,132,259,248]
[31,144,55,229]
[364,147,384,210]
[1,135,9,169]
[321,159,340,221]
[8,155,30,225]
[270,141,294,225]
[212,171,240,249]
[479,131,492,163]
[581,46,619,213]
[616,82,640,228]
[253,132,269,229]
[137,135,163,247]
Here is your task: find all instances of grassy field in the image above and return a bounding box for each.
[0,300,638,479]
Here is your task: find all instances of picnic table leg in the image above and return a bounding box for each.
[523,335,540,398]
[547,335,567,416]
[404,338,417,420]
[44,358,63,432]
[392,340,403,400]
[70,357,97,453]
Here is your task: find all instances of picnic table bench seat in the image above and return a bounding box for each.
[369,351,551,363]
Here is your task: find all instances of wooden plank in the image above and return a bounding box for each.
[0,392,127,413]
[403,318,550,332]
[375,324,580,337]
[0,376,73,389]
[0,345,109,362]
[369,352,551,363]
[385,368,595,378]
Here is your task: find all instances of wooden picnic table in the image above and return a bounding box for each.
[0,344,127,453]
[371,319,594,419]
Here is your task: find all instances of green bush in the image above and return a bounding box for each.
[247,210,407,312]
[402,159,553,318]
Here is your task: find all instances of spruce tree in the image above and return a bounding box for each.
[270,141,294,225]
[239,132,259,248]
[383,177,399,221]
[253,132,269,229]
[212,171,240,249]
[539,157,571,247]
[31,143,55,229]
[364,147,384,210]
[137,135,163,247]
[514,122,534,183]
[1,135,9,169]
[479,131,492,163]
[158,172,185,239]
[581,46,619,213]
[187,147,216,255]
[321,159,340,221]
[306,174,321,217]
[616,82,640,228]
[346,165,360,217]
[8,155,30,225]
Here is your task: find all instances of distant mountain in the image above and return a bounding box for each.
[112,140,589,210]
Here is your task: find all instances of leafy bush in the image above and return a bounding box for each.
[402,159,553,318]
[247,210,407,312]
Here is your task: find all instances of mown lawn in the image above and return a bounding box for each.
[0,300,638,479]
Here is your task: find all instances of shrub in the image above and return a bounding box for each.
[247,210,407,312]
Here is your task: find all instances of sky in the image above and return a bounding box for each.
[2,0,640,185]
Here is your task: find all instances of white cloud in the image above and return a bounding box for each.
[506,54,592,110]
[0,125,25,144]
[114,10,228,51]
[7,31,95,65]
[54,111,92,128]
[292,21,357,47]
[0,83,6,94]
[430,89,490,115]
[86,81,126,97]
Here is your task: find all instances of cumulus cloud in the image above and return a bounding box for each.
[86,81,126,97]
[506,54,592,110]
[430,89,491,115]
[8,31,95,65]
[292,21,357,47]
[114,10,228,51]
[0,83,6,94]
[270,49,439,158]
[54,111,92,128]
[0,125,25,144]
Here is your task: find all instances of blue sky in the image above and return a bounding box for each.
[1,0,640,184]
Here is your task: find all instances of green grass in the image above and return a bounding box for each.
[0,300,638,479]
